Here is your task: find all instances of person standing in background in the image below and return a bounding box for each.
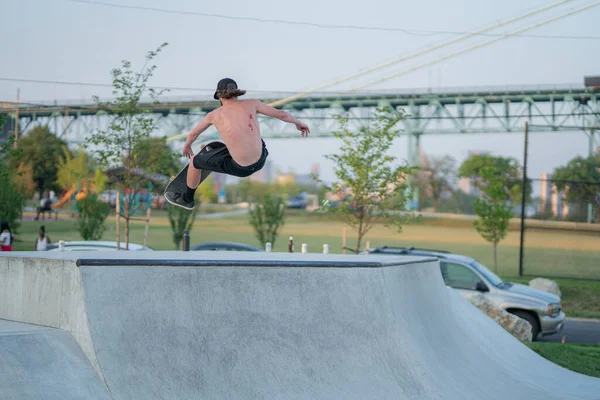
[34,225,51,251]
[0,222,13,251]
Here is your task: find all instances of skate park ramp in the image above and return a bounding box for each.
[0,319,110,400]
[0,251,599,400]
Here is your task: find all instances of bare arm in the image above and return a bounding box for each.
[183,114,213,158]
[255,101,310,136]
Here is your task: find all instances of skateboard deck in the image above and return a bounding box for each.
[164,142,226,199]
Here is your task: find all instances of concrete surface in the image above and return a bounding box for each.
[0,251,599,400]
[0,319,110,400]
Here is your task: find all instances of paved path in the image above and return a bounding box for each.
[196,208,248,219]
[541,319,600,345]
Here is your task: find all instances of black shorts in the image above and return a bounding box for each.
[192,140,269,178]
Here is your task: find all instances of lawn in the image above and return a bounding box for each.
[8,210,600,318]
[526,342,600,378]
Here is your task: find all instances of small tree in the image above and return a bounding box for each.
[88,43,168,249]
[76,194,110,240]
[473,167,512,274]
[167,204,198,249]
[248,193,286,248]
[315,107,414,253]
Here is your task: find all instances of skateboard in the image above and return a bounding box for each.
[164,142,226,201]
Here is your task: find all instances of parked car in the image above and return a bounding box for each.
[362,246,565,340]
[190,242,263,252]
[286,193,308,209]
[45,241,153,252]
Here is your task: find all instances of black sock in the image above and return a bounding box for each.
[183,185,196,202]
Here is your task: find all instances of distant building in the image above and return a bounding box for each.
[539,173,569,217]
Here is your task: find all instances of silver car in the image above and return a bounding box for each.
[364,246,565,340]
[45,241,154,252]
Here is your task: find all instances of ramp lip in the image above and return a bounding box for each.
[76,257,437,268]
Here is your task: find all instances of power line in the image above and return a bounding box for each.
[349,1,600,92]
[67,0,600,40]
[0,77,213,92]
[265,0,576,108]
[0,77,355,95]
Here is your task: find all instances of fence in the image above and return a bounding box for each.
[519,179,600,279]
[519,122,600,280]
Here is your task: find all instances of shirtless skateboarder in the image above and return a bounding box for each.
[165,78,310,210]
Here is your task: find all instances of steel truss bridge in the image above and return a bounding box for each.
[2,84,599,165]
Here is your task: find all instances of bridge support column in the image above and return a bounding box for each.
[587,129,597,223]
[407,132,421,211]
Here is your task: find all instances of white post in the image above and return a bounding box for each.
[365,240,370,255]
[301,243,308,254]
[323,244,329,254]
[58,240,65,252]
[265,242,272,252]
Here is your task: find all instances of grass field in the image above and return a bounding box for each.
[525,342,600,378]
[8,209,600,318]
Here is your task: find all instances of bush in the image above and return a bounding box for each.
[76,194,110,240]
[248,193,286,247]
[167,205,197,249]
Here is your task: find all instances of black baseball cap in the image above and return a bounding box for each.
[214,78,238,100]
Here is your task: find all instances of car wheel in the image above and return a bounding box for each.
[512,310,541,341]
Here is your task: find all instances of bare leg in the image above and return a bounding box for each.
[186,161,202,189]
[186,144,205,189]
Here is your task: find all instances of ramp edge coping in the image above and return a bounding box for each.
[75,257,438,268]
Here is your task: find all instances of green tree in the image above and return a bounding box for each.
[0,123,25,233]
[132,136,179,177]
[414,154,457,211]
[168,204,198,249]
[552,155,600,223]
[76,194,110,240]
[473,167,512,274]
[88,43,168,249]
[57,147,93,191]
[459,154,529,206]
[248,193,286,248]
[10,126,68,197]
[315,107,414,254]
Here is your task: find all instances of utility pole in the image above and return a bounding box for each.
[13,88,20,148]
[518,122,529,277]
[587,128,597,223]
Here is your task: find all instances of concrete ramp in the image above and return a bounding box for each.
[0,319,110,400]
[1,252,599,399]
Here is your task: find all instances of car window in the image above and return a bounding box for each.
[440,262,482,290]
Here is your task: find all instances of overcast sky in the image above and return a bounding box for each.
[1,0,599,181]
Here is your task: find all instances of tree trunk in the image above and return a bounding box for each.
[125,217,130,251]
[493,242,498,274]
[124,196,130,251]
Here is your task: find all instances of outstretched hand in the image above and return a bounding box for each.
[183,144,194,158]
[296,122,310,137]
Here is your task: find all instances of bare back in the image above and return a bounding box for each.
[208,100,262,166]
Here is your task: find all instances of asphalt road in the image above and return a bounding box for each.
[540,319,600,345]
